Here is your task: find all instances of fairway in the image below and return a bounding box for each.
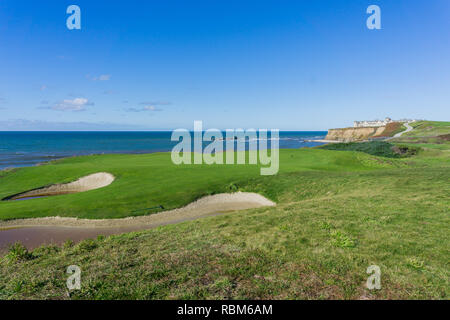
[0,149,389,221]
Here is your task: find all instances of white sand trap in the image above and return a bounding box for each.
[0,192,276,229]
[7,172,115,200]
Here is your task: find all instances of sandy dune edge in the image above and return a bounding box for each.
[0,192,275,229]
[6,172,115,200]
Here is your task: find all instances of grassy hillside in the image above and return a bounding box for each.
[374,122,406,138]
[405,121,450,137]
[0,130,449,299]
[392,121,450,145]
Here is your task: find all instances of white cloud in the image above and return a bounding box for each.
[98,74,111,81]
[51,98,93,111]
[125,105,162,112]
[124,100,171,112]
[139,101,171,106]
[144,106,160,111]
[88,74,112,81]
[0,119,159,131]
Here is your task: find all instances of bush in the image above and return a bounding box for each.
[63,240,74,249]
[5,243,33,262]
[33,244,60,257]
[75,239,98,253]
[330,230,356,248]
[391,144,420,157]
[320,141,419,158]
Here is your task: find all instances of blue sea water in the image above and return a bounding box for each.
[0,131,327,170]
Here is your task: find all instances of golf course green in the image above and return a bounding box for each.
[0,121,448,299]
[0,148,392,221]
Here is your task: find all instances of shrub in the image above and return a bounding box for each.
[33,244,60,257]
[5,243,33,262]
[320,141,419,158]
[406,257,425,270]
[330,230,356,248]
[391,144,420,157]
[75,239,98,253]
[63,240,74,249]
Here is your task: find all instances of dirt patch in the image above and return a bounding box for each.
[373,122,403,138]
[391,145,420,157]
[437,134,450,142]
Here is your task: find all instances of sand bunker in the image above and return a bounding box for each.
[4,172,115,201]
[0,192,275,229]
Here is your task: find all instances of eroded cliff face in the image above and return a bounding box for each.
[325,126,386,142]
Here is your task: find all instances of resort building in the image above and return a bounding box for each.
[353,117,416,128]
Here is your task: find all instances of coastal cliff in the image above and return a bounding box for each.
[325,126,385,142]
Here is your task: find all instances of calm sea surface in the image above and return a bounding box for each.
[0,131,327,170]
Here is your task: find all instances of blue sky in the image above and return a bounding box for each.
[0,0,449,130]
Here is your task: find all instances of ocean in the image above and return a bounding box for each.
[0,131,327,170]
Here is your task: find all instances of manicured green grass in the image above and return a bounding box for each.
[0,149,391,220]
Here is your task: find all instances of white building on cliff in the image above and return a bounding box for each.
[354,117,416,128]
[354,117,392,128]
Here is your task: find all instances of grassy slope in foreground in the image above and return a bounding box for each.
[0,149,388,220]
[0,140,449,299]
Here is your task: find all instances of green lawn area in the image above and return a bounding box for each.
[0,123,449,299]
[0,149,391,220]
